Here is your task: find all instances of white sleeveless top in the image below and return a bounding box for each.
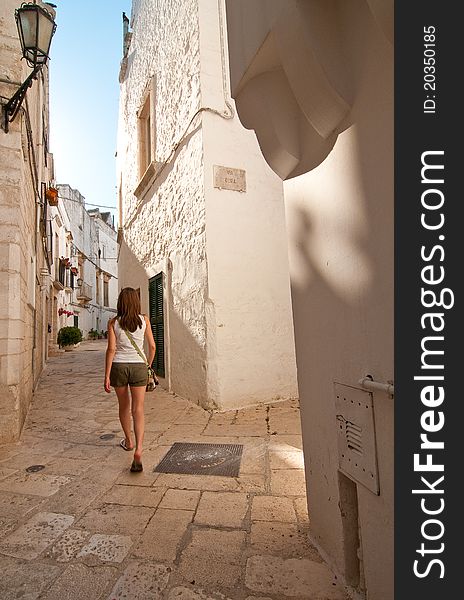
[113,316,147,363]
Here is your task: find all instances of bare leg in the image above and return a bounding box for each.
[114,386,133,449]
[130,385,145,463]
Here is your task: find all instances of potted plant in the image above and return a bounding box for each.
[88,328,98,340]
[57,326,83,351]
[46,186,59,206]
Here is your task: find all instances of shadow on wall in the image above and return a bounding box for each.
[168,308,209,410]
[124,124,201,230]
[118,236,209,409]
[286,55,393,596]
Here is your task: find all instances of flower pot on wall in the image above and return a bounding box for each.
[46,187,59,206]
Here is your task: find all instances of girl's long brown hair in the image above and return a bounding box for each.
[117,287,142,332]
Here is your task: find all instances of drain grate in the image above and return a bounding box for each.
[154,442,243,477]
[26,465,45,473]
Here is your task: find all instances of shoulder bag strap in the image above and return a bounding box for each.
[123,328,149,367]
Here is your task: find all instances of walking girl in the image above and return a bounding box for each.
[104,287,156,472]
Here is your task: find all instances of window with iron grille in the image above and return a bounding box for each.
[149,272,165,377]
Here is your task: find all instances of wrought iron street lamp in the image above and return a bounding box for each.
[2,2,57,132]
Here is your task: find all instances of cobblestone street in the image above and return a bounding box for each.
[0,341,347,600]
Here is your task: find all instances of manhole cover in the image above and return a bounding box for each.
[99,434,115,440]
[26,465,45,473]
[154,442,243,477]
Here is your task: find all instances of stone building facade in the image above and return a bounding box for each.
[0,0,56,443]
[117,0,298,410]
[226,1,393,598]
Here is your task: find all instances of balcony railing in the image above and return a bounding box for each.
[76,282,92,302]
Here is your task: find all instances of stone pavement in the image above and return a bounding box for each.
[0,341,347,600]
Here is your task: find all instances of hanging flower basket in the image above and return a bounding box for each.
[46,187,59,206]
[70,266,78,275]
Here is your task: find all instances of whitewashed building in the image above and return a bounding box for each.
[226,1,394,598]
[46,189,76,348]
[116,0,298,410]
[57,184,118,338]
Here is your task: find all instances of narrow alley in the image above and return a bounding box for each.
[0,341,346,600]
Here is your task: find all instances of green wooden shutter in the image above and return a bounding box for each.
[149,273,165,377]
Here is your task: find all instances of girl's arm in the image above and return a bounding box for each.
[144,315,156,367]
[104,318,116,392]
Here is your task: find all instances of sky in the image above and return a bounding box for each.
[49,0,131,225]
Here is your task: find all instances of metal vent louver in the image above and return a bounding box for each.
[335,383,379,494]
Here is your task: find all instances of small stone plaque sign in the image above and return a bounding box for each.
[213,165,246,192]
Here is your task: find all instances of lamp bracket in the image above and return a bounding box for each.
[2,65,41,132]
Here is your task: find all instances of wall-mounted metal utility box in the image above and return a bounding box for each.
[334,382,379,495]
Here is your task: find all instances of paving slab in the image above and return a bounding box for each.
[76,504,154,535]
[40,563,118,600]
[269,450,304,470]
[2,512,75,559]
[39,476,110,516]
[45,528,91,562]
[0,556,61,600]
[77,533,133,563]
[245,555,347,599]
[251,496,297,523]
[159,489,201,510]
[44,456,94,476]
[100,484,165,508]
[269,435,303,450]
[115,469,160,487]
[250,521,322,560]
[108,561,171,599]
[0,466,18,480]
[168,587,232,600]
[178,529,246,589]
[194,492,248,528]
[133,508,194,562]
[294,497,310,523]
[153,473,240,492]
[0,472,72,497]
[0,491,43,518]
[270,469,307,496]
[0,516,20,537]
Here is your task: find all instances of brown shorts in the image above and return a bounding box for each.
[110,362,148,387]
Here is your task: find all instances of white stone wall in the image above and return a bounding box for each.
[118,0,207,402]
[283,6,394,596]
[198,0,298,409]
[225,0,393,597]
[117,0,298,409]
[0,0,55,442]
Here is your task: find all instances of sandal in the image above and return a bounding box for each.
[120,439,133,451]
[130,460,143,472]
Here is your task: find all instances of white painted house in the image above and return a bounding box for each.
[57,184,118,339]
[116,0,298,410]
